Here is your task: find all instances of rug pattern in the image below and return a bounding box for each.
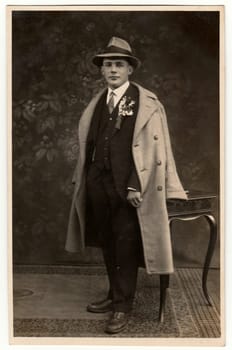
[13,266,220,338]
[177,268,221,338]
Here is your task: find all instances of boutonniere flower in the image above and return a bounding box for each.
[115,96,136,130]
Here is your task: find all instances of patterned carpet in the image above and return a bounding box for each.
[177,268,221,338]
[13,266,220,338]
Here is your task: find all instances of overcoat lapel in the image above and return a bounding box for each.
[77,89,106,175]
[78,89,107,144]
[132,83,159,141]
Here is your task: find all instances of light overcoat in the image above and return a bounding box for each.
[65,82,188,274]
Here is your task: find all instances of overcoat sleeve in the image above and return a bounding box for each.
[159,103,188,200]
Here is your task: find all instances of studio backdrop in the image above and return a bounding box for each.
[12,10,220,267]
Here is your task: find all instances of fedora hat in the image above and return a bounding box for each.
[92,37,141,69]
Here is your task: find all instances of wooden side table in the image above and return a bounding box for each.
[158,190,218,322]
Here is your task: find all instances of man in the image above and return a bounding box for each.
[65,37,187,334]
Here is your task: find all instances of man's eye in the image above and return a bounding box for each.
[103,62,125,68]
[103,63,111,67]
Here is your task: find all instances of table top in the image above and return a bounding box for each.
[182,190,217,200]
[167,189,218,216]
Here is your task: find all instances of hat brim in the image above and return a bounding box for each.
[92,53,141,69]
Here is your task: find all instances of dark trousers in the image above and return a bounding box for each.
[86,164,143,312]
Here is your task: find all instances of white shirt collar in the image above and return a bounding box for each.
[107,81,130,106]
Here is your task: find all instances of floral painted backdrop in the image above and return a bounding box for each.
[12,11,220,265]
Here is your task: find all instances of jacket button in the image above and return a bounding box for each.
[157,185,163,191]
[134,144,139,147]
[157,160,162,166]
[154,135,159,140]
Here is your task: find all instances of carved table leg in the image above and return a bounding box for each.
[202,214,217,306]
[159,274,170,322]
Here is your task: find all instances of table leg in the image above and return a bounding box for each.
[159,274,170,322]
[202,214,217,306]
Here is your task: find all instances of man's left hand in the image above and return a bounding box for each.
[127,190,143,208]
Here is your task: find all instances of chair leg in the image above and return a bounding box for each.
[158,274,170,322]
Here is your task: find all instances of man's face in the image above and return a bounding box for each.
[101,58,133,89]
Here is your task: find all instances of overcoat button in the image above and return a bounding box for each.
[157,185,163,191]
[157,160,162,166]
[154,135,159,140]
[134,144,139,147]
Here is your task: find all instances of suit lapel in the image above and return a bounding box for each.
[111,83,135,137]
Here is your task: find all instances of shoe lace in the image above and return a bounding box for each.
[113,312,125,320]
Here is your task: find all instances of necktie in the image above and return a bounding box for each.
[107,91,115,114]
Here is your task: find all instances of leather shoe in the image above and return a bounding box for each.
[105,312,128,334]
[86,298,113,313]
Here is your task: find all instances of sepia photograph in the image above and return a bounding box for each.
[8,5,224,346]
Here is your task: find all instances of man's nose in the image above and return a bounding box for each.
[110,64,117,72]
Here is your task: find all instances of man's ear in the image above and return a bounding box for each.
[101,66,105,76]
[128,65,134,75]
